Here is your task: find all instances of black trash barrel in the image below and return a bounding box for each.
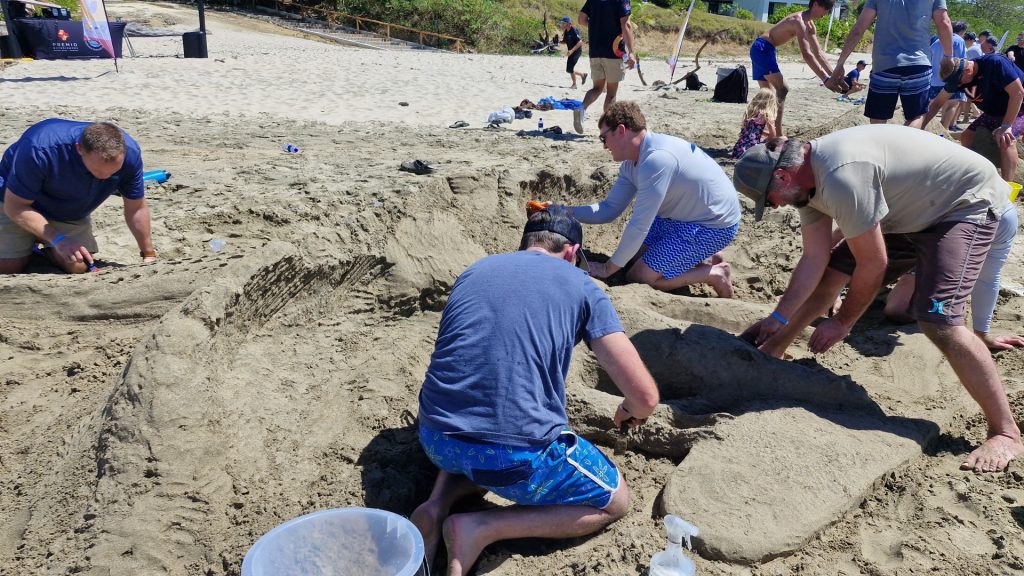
[182,31,207,58]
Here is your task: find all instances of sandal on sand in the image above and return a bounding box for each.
[400,160,435,175]
[449,120,470,128]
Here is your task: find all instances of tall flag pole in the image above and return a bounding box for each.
[80,0,117,71]
[667,0,697,82]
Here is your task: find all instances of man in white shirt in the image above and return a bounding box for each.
[567,101,742,297]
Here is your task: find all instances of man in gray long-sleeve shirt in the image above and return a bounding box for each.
[568,101,741,296]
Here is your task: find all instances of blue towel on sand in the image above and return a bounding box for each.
[538,97,583,110]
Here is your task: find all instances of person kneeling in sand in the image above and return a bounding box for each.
[0,119,157,274]
[566,101,741,297]
[732,125,1023,473]
[412,205,659,576]
[749,0,842,136]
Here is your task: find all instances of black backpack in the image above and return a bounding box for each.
[713,65,749,103]
[684,73,707,91]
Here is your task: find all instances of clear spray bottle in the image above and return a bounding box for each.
[648,515,699,576]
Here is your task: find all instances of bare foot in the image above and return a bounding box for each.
[410,500,445,568]
[708,262,733,298]
[444,513,490,576]
[961,433,1024,473]
[710,252,724,265]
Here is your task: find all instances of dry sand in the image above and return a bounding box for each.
[1,2,1023,575]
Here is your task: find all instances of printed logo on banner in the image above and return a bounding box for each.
[86,39,103,51]
[57,29,69,41]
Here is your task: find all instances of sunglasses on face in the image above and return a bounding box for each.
[599,125,616,144]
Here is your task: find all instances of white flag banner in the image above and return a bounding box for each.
[79,0,115,59]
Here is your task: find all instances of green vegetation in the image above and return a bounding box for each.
[253,0,1010,55]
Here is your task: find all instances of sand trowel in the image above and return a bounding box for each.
[612,422,630,455]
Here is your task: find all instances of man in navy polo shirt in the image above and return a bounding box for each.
[0,119,156,274]
[924,55,1024,180]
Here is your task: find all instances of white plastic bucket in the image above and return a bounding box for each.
[241,507,425,576]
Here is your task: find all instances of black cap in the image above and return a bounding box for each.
[523,205,589,268]
[856,59,867,66]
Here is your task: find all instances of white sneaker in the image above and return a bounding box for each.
[573,107,585,134]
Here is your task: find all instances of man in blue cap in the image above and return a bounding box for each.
[412,204,659,576]
[560,16,588,89]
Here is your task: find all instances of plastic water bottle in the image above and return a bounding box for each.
[282,144,300,154]
[208,239,227,253]
[142,169,170,184]
[538,117,544,130]
[648,515,699,576]
[621,52,630,71]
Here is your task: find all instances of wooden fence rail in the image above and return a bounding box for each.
[269,0,466,52]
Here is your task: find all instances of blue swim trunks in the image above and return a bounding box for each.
[642,217,739,280]
[419,425,621,509]
[750,37,780,81]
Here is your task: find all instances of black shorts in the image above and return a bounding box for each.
[567,50,582,74]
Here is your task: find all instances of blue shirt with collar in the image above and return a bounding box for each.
[0,118,144,222]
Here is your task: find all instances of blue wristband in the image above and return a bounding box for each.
[51,233,66,247]
[770,311,789,326]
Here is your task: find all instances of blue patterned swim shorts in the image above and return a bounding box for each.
[642,217,739,280]
[419,425,620,509]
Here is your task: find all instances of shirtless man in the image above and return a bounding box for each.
[749,0,840,136]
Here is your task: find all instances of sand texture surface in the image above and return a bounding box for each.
[2,2,1024,575]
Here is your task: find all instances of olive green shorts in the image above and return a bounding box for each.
[0,207,98,259]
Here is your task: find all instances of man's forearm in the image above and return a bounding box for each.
[833,265,885,328]
[1003,92,1023,126]
[124,203,155,253]
[934,11,953,57]
[5,203,58,243]
[774,252,830,319]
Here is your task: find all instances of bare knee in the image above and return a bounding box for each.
[776,84,789,103]
[603,480,631,521]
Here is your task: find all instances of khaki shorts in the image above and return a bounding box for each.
[0,207,98,259]
[590,58,625,84]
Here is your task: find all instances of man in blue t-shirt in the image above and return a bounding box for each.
[573,0,633,134]
[0,119,156,274]
[412,205,659,576]
[925,54,1024,180]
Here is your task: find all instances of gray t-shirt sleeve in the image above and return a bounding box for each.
[932,0,946,12]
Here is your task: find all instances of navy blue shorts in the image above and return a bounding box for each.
[750,37,780,81]
[567,50,582,74]
[864,65,931,121]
